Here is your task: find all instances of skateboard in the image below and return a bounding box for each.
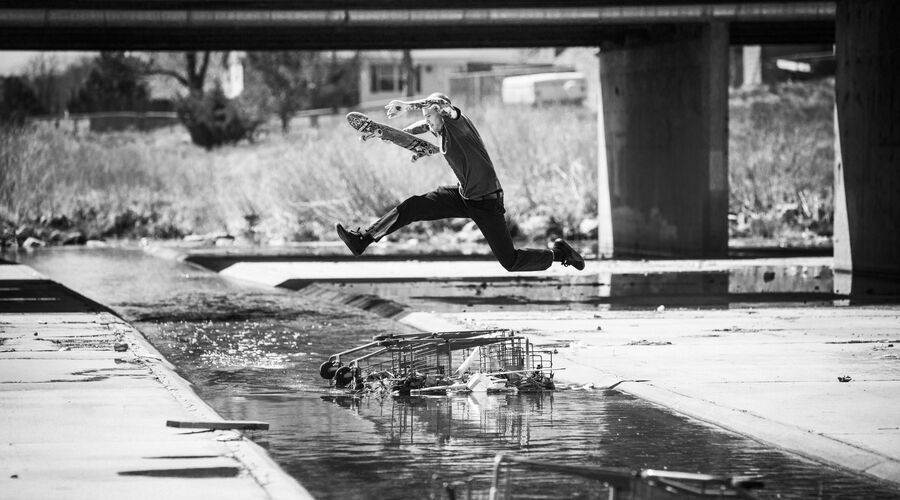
[346,112,440,162]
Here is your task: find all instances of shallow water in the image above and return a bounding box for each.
[314,264,838,313]
[12,247,900,499]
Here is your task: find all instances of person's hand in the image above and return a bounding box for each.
[385,100,408,119]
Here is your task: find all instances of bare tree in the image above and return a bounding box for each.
[24,53,62,114]
[141,51,213,97]
[245,51,323,133]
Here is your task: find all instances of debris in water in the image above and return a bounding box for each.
[628,339,673,346]
[319,329,559,395]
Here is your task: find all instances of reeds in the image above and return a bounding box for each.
[0,103,597,243]
[729,78,834,241]
[1,82,834,246]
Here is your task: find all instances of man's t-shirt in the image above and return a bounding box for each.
[436,107,503,200]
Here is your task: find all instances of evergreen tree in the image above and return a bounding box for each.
[68,52,150,113]
[0,76,46,125]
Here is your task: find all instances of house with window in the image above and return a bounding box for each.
[358,48,558,106]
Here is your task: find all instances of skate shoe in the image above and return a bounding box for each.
[552,239,585,271]
[336,223,371,256]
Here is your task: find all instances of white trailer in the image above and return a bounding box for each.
[501,72,586,106]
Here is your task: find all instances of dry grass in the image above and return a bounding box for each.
[1,81,834,246]
[728,78,834,241]
[0,103,598,243]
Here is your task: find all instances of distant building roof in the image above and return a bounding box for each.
[361,48,556,65]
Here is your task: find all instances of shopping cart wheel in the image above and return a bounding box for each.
[334,366,354,387]
[320,360,341,379]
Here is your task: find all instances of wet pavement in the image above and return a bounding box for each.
[8,247,900,499]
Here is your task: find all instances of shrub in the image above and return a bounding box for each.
[177,87,263,150]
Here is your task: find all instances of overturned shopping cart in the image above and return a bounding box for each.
[319,329,558,394]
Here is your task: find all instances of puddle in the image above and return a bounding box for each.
[316,265,848,313]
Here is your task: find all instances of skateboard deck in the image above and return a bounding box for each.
[346,112,440,162]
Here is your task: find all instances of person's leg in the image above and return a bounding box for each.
[366,185,466,241]
[336,186,466,255]
[466,198,554,272]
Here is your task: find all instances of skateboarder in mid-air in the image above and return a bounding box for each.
[335,92,585,272]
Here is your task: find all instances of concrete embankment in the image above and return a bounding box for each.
[211,255,900,489]
[0,262,312,500]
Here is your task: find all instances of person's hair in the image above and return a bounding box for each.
[428,92,451,105]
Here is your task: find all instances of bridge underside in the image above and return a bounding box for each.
[0,22,834,50]
[0,2,836,49]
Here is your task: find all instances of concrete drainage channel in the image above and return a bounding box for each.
[0,262,313,500]
[182,251,900,494]
[10,248,900,497]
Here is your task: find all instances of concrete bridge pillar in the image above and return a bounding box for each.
[834,0,900,278]
[597,23,729,258]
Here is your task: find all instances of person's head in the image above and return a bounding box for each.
[428,92,451,105]
[423,93,451,133]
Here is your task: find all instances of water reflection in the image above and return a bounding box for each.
[323,264,839,312]
[320,392,551,448]
[207,386,900,500]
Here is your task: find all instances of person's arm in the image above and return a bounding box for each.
[402,120,430,135]
[386,96,459,120]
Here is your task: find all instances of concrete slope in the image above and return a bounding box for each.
[0,264,313,500]
[401,306,900,487]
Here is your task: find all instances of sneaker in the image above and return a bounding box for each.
[335,223,370,256]
[552,239,585,271]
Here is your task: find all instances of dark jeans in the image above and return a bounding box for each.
[366,185,553,272]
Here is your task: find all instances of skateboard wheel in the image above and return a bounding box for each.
[374,129,383,138]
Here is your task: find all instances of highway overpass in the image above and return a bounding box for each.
[0,1,834,49]
[1,1,897,282]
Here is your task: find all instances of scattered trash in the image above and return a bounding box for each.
[215,431,243,442]
[627,339,673,346]
[485,453,764,500]
[837,375,852,382]
[465,372,507,393]
[656,305,665,312]
[58,347,70,351]
[167,419,269,430]
[320,329,559,395]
